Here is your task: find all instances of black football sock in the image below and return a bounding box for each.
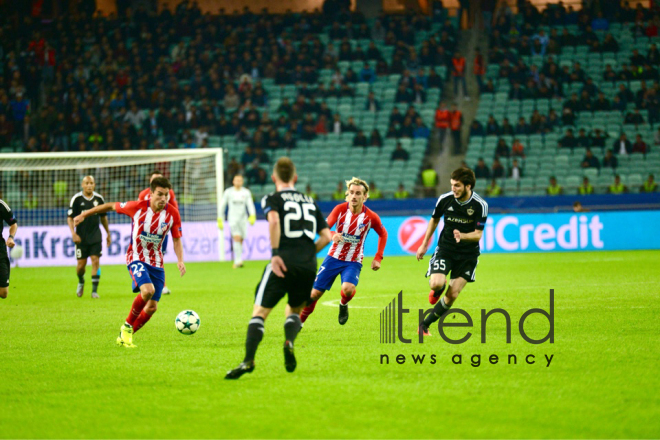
[423,296,452,328]
[244,316,265,363]
[78,274,85,284]
[433,283,446,297]
[92,275,100,293]
[284,314,302,344]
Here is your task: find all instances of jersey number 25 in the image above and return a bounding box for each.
[283,201,317,240]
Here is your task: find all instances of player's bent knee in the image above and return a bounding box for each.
[144,303,158,314]
[141,286,155,299]
[342,284,355,296]
[0,288,7,298]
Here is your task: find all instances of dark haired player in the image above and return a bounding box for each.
[0,199,18,299]
[138,170,178,295]
[226,157,332,379]
[74,177,186,348]
[415,167,488,336]
[67,176,111,298]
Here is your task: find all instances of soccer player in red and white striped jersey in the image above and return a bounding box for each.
[74,176,186,348]
[300,177,388,326]
[138,170,178,294]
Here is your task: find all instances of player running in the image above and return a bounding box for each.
[218,174,257,268]
[415,168,488,336]
[225,158,332,379]
[0,199,18,299]
[67,176,111,298]
[299,177,388,326]
[73,176,186,348]
[138,170,178,295]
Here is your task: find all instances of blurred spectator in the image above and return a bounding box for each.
[486,179,502,197]
[452,52,469,100]
[602,149,619,169]
[641,174,658,193]
[369,129,383,147]
[469,120,485,137]
[546,176,563,196]
[579,177,594,195]
[560,129,577,150]
[474,158,491,179]
[608,175,628,194]
[369,181,383,200]
[450,104,463,154]
[434,102,451,143]
[581,149,601,170]
[413,117,430,139]
[514,117,529,135]
[394,183,410,199]
[306,184,318,200]
[365,92,381,112]
[24,191,38,209]
[632,134,648,154]
[421,163,438,197]
[491,158,505,178]
[511,138,525,158]
[613,133,632,155]
[494,138,510,158]
[625,109,645,125]
[353,130,368,147]
[391,142,410,161]
[359,63,376,83]
[508,159,523,179]
[473,49,486,91]
[500,118,514,136]
[576,129,591,148]
[332,182,345,201]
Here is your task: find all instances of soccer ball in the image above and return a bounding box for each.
[175,310,200,335]
[10,245,23,260]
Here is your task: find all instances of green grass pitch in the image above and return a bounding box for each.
[1,251,659,439]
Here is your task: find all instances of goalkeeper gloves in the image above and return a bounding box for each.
[248,214,256,225]
[217,218,224,230]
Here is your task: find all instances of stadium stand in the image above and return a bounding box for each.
[468,0,660,196]
[0,2,462,200]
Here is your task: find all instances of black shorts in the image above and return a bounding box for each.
[425,246,479,283]
[76,242,102,260]
[254,263,316,309]
[0,254,9,288]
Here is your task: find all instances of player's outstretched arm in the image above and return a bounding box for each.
[172,236,186,277]
[267,210,287,278]
[73,202,116,227]
[416,217,440,261]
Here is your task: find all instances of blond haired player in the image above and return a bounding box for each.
[299,177,388,326]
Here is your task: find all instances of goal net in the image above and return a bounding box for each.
[0,149,224,266]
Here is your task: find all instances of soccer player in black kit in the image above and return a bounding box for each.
[226,157,332,379]
[415,168,488,336]
[67,176,111,298]
[0,199,18,299]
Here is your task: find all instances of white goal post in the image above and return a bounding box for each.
[0,149,225,266]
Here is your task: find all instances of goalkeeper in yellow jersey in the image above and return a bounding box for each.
[218,175,256,268]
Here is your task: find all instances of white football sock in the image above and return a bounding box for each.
[234,241,243,265]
